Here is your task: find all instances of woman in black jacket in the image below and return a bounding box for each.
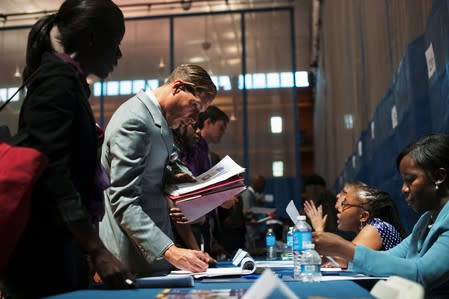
[1,1,134,298]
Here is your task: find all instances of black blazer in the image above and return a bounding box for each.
[19,52,98,230]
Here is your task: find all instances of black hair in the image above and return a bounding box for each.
[196,105,229,129]
[23,0,124,82]
[23,14,56,81]
[357,185,407,238]
[303,174,327,187]
[396,134,449,188]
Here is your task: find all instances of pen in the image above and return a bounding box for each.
[200,234,205,252]
[326,256,340,268]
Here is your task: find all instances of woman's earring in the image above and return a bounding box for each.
[435,183,439,191]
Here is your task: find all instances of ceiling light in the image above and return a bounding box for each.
[13,66,21,78]
[158,57,166,69]
[180,0,192,11]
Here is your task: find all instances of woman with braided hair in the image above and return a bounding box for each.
[305,182,405,267]
[337,184,406,250]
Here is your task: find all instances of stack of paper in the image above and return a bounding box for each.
[167,155,246,221]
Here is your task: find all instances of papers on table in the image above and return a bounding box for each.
[171,266,255,279]
[167,155,246,221]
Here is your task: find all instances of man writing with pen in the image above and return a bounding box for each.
[99,64,217,276]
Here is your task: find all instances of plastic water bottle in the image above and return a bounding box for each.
[286,226,294,260]
[293,215,312,280]
[300,243,322,282]
[266,228,276,260]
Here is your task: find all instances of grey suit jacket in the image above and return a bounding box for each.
[100,90,174,275]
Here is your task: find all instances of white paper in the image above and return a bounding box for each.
[167,155,245,196]
[171,264,255,279]
[264,194,274,203]
[425,43,436,79]
[243,269,299,299]
[286,200,300,224]
[391,105,398,129]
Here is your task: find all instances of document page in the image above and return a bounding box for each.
[167,155,245,196]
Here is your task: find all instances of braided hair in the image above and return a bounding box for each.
[357,185,407,238]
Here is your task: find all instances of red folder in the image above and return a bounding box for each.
[174,185,246,221]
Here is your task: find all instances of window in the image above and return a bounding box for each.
[7,87,20,102]
[120,80,132,95]
[0,88,7,102]
[219,76,232,91]
[252,73,266,89]
[270,116,283,133]
[272,161,284,177]
[266,73,280,88]
[280,72,294,88]
[106,81,119,96]
[295,71,309,87]
[147,79,159,90]
[132,80,146,93]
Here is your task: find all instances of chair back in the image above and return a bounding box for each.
[370,276,424,299]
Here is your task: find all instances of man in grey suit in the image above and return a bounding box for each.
[100,64,217,276]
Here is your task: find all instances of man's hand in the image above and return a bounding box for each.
[167,172,196,185]
[164,245,211,273]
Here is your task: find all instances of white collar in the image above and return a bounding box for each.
[144,88,161,110]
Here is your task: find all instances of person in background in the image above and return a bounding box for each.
[313,134,449,297]
[180,105,229,176]
[179,105,232,257]
[168,123,204,251]
[100,64,216,276]
[241,175,268,251]
[305,180,366,236]
[302,174,339,234]
[1,1,133,298]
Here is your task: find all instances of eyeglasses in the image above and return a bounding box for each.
[340,200,365,212]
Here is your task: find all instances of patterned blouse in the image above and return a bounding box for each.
[367,217,403,250]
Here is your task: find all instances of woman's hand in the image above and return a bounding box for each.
[303,200,327,232]
[313,231,355,262]
[90,247,135,289]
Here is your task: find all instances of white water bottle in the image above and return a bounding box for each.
[266,228,276,260]
[293,215,312,280]
[300,243,322,282]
